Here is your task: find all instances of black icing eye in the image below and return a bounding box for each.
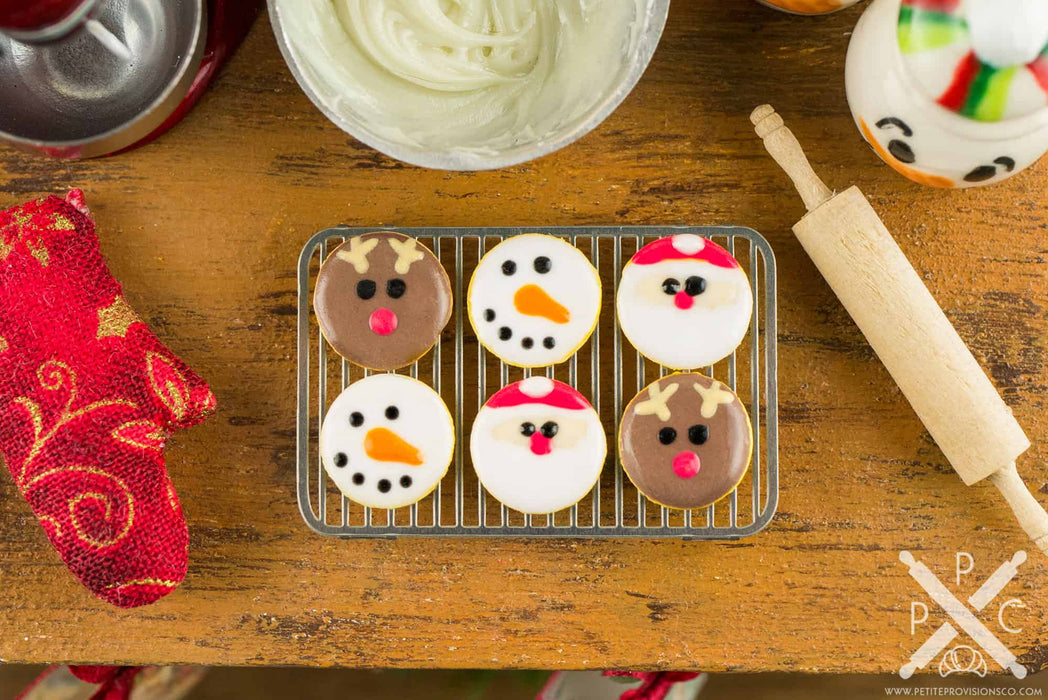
[349,412,364,427]
[484,309,495,322]
[661,278,680,295]
[352,472,365,485]
[540,421,558,438]
[356,280,377,300]
[964,165,998,182]
[378,479,391,493]
[400,475,412,488]
[522,337,534,349]
[385,405,399,420]
[534,256,551,274]
[502,260,517,275]
[543,337,555,349]
[658,427,677,445]
[887,139,916,164]
[520,422,536,437]
[994,156,1015,172]
[684,276,706,296]
[334,452,348,467]
[499,327,512,341]
[688,425,709,445]
[386,278,406,299]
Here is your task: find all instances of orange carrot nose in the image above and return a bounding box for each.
[364,427,423,465]
[513,284,570,324]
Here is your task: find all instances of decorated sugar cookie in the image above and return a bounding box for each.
[467,234,601,368]
[616,234,752,370]
[620,374,752,510]
[320,374,454,509]
[756,0,862,15]
[314,232,452,370]
[470,377,606,514]
[846,0,1048,187]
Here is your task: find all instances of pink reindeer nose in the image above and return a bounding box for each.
[529,433,552,456]
[369,308,398,335]
[674,291,694,310]
[672,451,701,479]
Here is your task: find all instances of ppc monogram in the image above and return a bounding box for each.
[901,551,1027,679]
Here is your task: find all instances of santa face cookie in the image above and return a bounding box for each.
[620,374,752,510]
[315,232,452,371]
[320,374,455,509]
[468,234,601,368]
[616,234,752,370]
[470,377,606,514]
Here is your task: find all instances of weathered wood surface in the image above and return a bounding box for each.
[0,0,1046,673]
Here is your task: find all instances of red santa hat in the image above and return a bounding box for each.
[630,234,739,269]
[485,377,591,411]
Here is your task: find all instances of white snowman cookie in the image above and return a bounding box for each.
[470,377,606,514]
[320,374,454,509]
[616,234,752,370]
[467,234,601,368]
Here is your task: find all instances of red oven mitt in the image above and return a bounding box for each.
[0,190,215,607]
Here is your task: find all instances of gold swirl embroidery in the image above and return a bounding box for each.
[38,513,61,537]
[146,352,190,422]
[12,360,135,485]
[166,480,179,512]
[23,466,134,549]
[0,336,7,353]
[103,578,179,591]
[0,210,72,266]
[111,419,166,451]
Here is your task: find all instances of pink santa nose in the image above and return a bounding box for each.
[674,291,693,310]
[369,308,398,335]
[672,451,701,479]
[529,433,552,456]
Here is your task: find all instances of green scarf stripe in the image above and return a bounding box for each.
[972,66,1018,122]
[898,7,968,53]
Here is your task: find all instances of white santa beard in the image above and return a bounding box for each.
[470,405,607,514]
[617,263,752,369]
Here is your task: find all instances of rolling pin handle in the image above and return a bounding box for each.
[988,463,1048,555]
[750,105,834,212]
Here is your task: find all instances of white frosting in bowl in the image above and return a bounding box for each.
[273,0,659,169]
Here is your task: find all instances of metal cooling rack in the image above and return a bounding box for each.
[297,226,778,539]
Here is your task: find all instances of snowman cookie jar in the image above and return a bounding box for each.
[846,0,1048,188]
[756,0,862,15]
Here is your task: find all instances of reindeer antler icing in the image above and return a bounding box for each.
[388,237,425,274]
[693,380,735,418]
[634,382,679,422]
[336,236,379,274]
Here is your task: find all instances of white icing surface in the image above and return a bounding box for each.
[468,234,601,367]
[320,374,454,509]
[275,0,644,155]
[471,381,606,514]
[616,257,753,370]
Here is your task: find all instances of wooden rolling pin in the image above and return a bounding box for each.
[751,104,1048,555]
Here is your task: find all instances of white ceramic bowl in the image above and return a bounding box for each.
[269,1,669,171]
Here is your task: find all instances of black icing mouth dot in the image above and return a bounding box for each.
[522,337,534,349]
[350,412,364,427]
[387,279,407,299]
[502,260,517,276]
[352,472,365,485]
[484,309,496,322]
[499,326,512,341]
[378,479,392,493]
[658,427,677,445]
[662,278,680,295]
[385,405,399,420]
[688,425,709,445]
[400,475,413,488]
[334,452,348,467]
[534,256,551,273]
[357,280,377,300]
[543,337,555,349]
[684,276,706,296]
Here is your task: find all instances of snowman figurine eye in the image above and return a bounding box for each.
[520,422,536,436]
[684,276,706,296]
[356,280,377,300]
[658,427,677,445]
[688,425,709,445]
[540,421,558,438]
[661,278,680,295]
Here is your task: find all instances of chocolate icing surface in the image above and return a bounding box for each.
[314,232,452,370]
[620,373,752,509]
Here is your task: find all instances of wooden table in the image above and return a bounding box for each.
[1,0,1045,675]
